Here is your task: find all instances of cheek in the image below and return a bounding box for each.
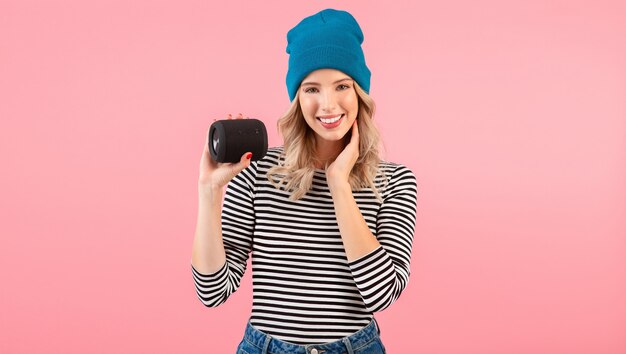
[299,94,316,104]
[300,98,318,114]
[343,94,359,116]
[343,91,358,104]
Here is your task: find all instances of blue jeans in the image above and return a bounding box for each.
[235,318,386,354]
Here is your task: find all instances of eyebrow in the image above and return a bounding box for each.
[301,78,353,87]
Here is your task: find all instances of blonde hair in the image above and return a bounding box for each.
[267,81,384,200]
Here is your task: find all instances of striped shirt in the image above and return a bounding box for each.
[191,147,417,345]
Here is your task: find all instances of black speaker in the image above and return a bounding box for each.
[208,118,268,163]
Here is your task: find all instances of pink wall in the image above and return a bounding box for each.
[1,0,625,353]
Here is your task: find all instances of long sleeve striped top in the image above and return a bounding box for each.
[191,147,418,345]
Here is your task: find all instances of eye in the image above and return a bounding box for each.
[304,84,350,93]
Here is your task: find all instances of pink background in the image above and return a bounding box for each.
[1,0,625,353]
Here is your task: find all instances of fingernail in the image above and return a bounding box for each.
[246,153,252,160]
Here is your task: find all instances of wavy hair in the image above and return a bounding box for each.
[267,81,384,201]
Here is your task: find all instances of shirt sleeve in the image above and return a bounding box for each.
[348,164,418,312]
[191,162,257,307]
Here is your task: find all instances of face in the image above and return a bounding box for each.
[298,68,359,148]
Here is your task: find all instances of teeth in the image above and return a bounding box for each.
[318,114,342,124]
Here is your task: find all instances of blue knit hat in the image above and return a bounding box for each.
[285,8,371,102]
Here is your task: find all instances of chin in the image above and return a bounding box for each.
[316,129,350,142]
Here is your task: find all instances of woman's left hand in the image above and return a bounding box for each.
[327,120,360,190]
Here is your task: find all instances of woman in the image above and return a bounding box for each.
[191,8,417,354]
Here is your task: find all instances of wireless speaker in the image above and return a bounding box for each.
[208,118,268,163]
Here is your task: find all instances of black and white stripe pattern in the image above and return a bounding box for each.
[192,147,417,344]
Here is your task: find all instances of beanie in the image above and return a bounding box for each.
[285,8,371,102]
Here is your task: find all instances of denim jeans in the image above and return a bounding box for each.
[235,318,386,354]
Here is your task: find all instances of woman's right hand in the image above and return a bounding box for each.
[198,113,252,193]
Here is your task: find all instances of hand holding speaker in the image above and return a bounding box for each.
[198,113,268,193]
[208,114,268,163]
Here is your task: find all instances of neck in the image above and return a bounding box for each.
[313,139,344,169]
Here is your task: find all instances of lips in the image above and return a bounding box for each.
[316,114,344,128]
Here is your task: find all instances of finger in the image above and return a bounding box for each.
[227,113,233,120]
[237,112,244,119]
[231,151,253,175]
[350,120,359,143]
[241,151,252,164]
[349,121,360,159]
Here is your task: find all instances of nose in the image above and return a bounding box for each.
[320,90,338,112]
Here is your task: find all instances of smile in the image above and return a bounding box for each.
[317,114,344,125]
[316,114,344,129]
